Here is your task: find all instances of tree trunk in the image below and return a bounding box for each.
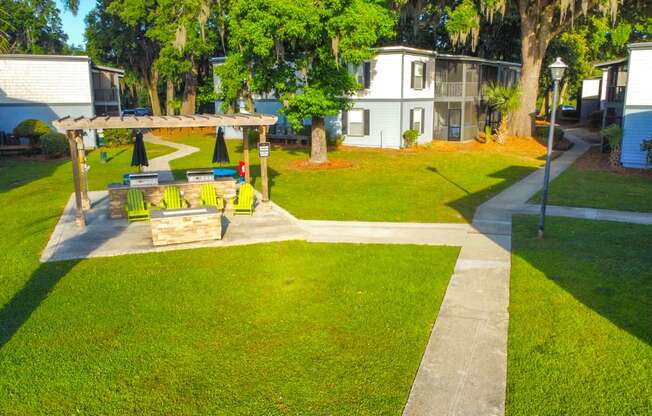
[496,117,508,144]
[512,6,551,137]
[310,116,328,164]
[146,68,162,116]
[180,58,198,115]
[166,79,175,116]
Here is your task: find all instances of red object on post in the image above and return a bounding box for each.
[238,161,246,178]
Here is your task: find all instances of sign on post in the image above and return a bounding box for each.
[258,142,271,158]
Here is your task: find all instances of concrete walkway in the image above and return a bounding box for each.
[143,134,199,181]
[41,130,650,414]
[403,128,592,416]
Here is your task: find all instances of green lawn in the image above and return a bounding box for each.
[86,142,174,190]
[530,149,652,212]
[508,216,652,415]
[0,155,460,414]
[168,134,544,222]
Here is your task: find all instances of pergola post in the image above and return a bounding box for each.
[66,131,86,227]
[259,125,269,202]
[242,127,251,183]
[75,130,91,210]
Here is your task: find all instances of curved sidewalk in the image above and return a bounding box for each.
[143,134,199,181]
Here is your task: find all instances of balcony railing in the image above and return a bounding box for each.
[606,86,626,102]
[93,88,119,103]
[435,82,463,97]
[434,82,481,98]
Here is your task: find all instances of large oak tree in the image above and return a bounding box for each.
[443,0,624,136]
[218,0,395,163]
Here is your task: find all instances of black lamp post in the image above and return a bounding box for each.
[538,57,567,239]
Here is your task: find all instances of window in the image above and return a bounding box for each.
[410,108,424,134]
[349,62,371,89]
[348,109,365,136]
[412,61,426,89]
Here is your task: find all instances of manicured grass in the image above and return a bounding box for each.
[508,216,652,415]
[530,150,652,212]
[86,142,174,190]
[0,157,460,414]
[168,134,544,222]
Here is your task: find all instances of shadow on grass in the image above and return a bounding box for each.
[104,148,127,163]
[512,216,652,348]
[0,158,68,195]
[432,165,539,222]
[0,201,127,350]
[514,216,652,346]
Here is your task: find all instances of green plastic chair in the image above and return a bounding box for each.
[126,189,150,222]
[163,186,185,209]
[200,183,224,210]
[234,183,254,215]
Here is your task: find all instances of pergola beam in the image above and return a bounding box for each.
[52,113,277,130]
[56,112,278,228]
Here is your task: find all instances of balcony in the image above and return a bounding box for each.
[93,88,119,103]
[434,82,480,98]
[435,82,463,97]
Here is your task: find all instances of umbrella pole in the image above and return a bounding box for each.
[243,127,250,183]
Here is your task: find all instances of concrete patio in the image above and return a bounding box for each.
[41,190,306,262]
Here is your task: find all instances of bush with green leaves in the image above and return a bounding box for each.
[13,119,52,144]
[39,132,70,158]
[601,124,623,148]
[103,129,133,147]
[640,138,652,166]
[601,124,623,168]
[403,129,419,147]
[247,128,260,145]
[327,133,345,147]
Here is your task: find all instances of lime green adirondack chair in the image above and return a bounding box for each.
[163,186,186,209]
[234,183,254,215]
[200,184,224,210]
[126,189,150,222]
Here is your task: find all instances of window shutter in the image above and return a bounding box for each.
[421,63,426,89]
[341,111,348,134]
[409,109,414,130]
[363,62,371,89]
[410,62,415,89]
[363,109,370,135]
[420,109,424,133]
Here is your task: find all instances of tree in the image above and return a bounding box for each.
[0,0,67,53]
[86,0,164,114]
[443,0,624,137]
[483,83,521,144]
[218,0,395,163]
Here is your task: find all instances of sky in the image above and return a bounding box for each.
[56,0,94,47]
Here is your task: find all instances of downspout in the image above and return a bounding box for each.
[433,52,437,140]
[399,51,405,148]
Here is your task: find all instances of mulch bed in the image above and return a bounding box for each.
[574,147,652,178]
[288,159,354,171]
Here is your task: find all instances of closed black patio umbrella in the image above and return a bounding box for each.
[131,130,149,171]
[212,127,230,164]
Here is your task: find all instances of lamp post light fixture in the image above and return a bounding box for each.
[538,57,567,239]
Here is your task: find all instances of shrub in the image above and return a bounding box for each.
[39,132,69,158]
[103,129,133,147]
[13,119,52,144]
[327,133,345,147]
[247,128,260,145]
[403,129,419,147]
[601,124,623,168]
[640,138,652,166]
[484,125,494,142]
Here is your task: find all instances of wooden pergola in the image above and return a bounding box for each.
[53,113,277,227]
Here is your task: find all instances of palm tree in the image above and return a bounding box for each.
[483,83,521,144]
